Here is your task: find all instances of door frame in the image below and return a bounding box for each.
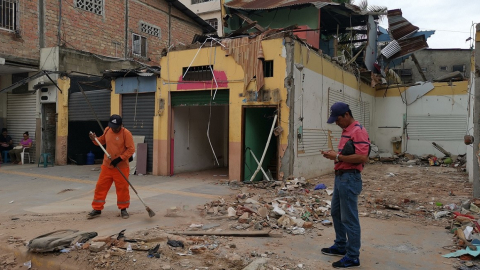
[241,105,280,182]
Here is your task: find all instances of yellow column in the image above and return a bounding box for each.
[55,77,70,165]
[111,80,120,115]
[153,77,170,176]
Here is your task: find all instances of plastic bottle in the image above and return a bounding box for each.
[86,151,95,165]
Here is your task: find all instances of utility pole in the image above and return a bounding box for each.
[473,23,480,197]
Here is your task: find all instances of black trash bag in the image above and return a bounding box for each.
[167,239,184,248]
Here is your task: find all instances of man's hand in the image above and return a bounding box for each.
[322,150,338,161]
[111,157,122,167]
[89,132,96,141]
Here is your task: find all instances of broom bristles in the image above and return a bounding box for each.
[146,206,156,218]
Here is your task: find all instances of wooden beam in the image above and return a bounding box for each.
[410,53,427,81]
[233,12,265,32]
[228,21,258,37]
[167,230,273,237]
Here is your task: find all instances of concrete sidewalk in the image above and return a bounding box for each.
[0,163,232,235]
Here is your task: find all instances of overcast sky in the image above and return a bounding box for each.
[364,0,478,49]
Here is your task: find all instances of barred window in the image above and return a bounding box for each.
[205,19,218,30]
[74,0,104,15]
[0,0,18,31]
[132,33,147,58]
[192,0,214,4]
[141,23,161,38]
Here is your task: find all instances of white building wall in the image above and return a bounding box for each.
[178,0,223,36]
[374,90,468,156]
[467,75,474,183]
[291,65,375,178]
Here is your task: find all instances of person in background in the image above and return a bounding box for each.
[321,102,370,268]
[0,128,13,163]
[9,131,32,164]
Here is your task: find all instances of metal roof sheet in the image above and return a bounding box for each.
[387,9,419,40]
[390,35,428,60]
[224,0,357,11]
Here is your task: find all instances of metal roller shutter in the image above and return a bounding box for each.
[122,93,155,172]
[407,115,466,141]
[7,93,37,161]
[69,89,111,121]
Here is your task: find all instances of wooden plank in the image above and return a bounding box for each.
[166,230,272,237]
[136,143,147,175]
[411,53,427,81]
[233,12,265,32]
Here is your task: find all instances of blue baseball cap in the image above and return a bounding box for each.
[327,102,350,124]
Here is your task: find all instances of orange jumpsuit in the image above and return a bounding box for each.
[91,127,135,210]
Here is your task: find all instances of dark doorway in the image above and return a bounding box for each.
[243,107,278,182]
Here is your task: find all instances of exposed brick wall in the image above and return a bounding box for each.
[0,0,204,66]
[0,1,40,61]
[129,0,204,64]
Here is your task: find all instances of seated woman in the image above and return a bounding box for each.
[9,131,33,164]
[0,128,13,163]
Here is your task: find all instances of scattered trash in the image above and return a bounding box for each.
[434,211,450,220]
[23,260,32,269]
[321,220,332,226]
[9,200,14,204]
[314,183,327,190]
[126,243,133,252]
[59,248,70,253]
[167,240,184,248]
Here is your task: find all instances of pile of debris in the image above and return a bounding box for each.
[441,199,480,269]
[199,178,336,236]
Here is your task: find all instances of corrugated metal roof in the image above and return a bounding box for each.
[387,9,419,40]
[225,0,346,11]
[390,35,428,60]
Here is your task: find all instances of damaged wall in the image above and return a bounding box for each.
[290,41,375,179]
[159,38,289,180]
[373,81,469,157]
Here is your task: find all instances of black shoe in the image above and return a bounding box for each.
[321,245,347,256]
[121,208,129,219]
[87,210,101,219]
[332,256,360,268]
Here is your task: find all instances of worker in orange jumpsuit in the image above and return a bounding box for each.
[87,115,135,219]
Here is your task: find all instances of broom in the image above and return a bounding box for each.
[92,134,155,218]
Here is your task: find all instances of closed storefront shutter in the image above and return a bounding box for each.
[122,93,155,172]
[7,93,37,161]
[407,115,466,141]
[68,90,111,121]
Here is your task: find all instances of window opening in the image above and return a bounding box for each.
[74,0,104,15]
[192,0,214,4]
[0,0,17,31]
[263,61,274,78]
[132,34,147,57]
[182,65,213,81]
[439,66,448,71]
[141,23,161,38]
[205,18,218,30]
[452,65,465,73]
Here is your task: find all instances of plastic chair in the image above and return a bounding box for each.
[38,153,54,168]
[21,147,32,165]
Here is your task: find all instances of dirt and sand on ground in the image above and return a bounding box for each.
[0,163,474,270]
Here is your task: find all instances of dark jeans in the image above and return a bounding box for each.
[331,171,363,259]
[0,146,13,160]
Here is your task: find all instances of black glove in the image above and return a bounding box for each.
[110,157,122,167]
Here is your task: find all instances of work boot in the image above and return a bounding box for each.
[321,245,347,256]
[87,210,101,219]
[121,208,129,219]
[332,256,360,268]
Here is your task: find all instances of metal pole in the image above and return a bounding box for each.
[473,23,480,197]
